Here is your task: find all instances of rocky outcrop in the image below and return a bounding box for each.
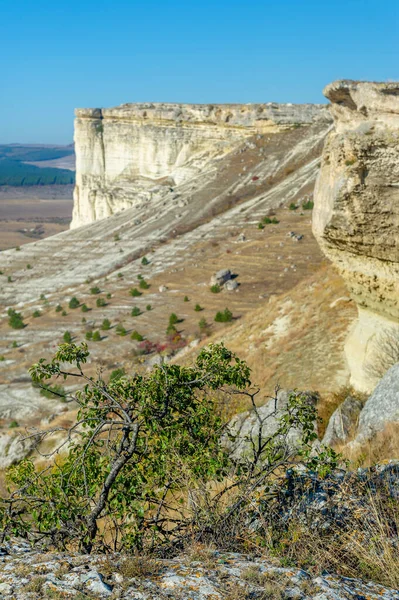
[72,102,330,228]
[0,546,398,599]
[313,81,399,391]
[351,363,399,445]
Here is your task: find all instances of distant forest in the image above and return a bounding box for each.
[0,144,75,186]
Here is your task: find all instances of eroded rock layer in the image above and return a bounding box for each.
[72,102,330,227]
[313,80,399,391]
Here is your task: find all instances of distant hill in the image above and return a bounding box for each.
[0,144,75,186]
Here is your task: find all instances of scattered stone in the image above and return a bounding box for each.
[159,285,168,292]
[236,232,246,242]
[210,269,232,286]
[225,279,238,291]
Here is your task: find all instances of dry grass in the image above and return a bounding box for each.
[119,555,161,579]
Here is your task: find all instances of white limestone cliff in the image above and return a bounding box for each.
[313,80,399,392]
[72,102,329,228]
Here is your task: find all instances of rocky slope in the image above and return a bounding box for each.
[313,80,399,392]
[72,102,330,227]
[0,547,398,599]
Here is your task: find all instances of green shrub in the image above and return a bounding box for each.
[8,309,25,330]
[166,324,177,336]
[141,256,149,266]
[7,276,12,282]
[263,216,280,224]
[12,341,18,348]
[82,317,86,324]
[114,233,120,241]
[81,304,89,313]
[258,222,264,229]
[96,297,106,307]
[85,331,93,341]
[184,296,189,302]
[302,200,314,210]
[194,304,203,312]
[131,307,141,317]
[15,246,20,251]
[36,383,66,400]
[0,355,5,361]
[210,284,221,294]
[130,288,142,297]
[169,313,179,326]
[289,202,298,211]
[61,310,67,316]
[9,420,19,428]
[92,331,102,342]
[32,310,41,318]
[139,280,150,290]
[90,287,101,295]
[26,264,32,270]
[117,272,123,279]
[116,324,127,336]
[63,331,72,343]
[101,319,111,331]
[110,368,125,382]
[137,274,143,280]
[106,293,112,299]
[199,317,209,331]
[215,308,233,323]
[55,305,63,313]
[131,330,144,341]
[68,297,79,309]
[146,304,152,311]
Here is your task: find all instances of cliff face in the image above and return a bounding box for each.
[313,80,399,391]
[72,102,329,228]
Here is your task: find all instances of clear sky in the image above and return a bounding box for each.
[1,0,398,144]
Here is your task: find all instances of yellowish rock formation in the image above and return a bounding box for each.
[313,80,399,391]
[72,102,329,228]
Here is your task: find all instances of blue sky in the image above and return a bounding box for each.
[1,0,398,143]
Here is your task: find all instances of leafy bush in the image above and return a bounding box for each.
[32,310,41,318]
[199,317,209,331]
[55,305,63,313]
[63,331,72,343]
[130,288,142,297]
[139,279,150,290]
[194,304,203,312]
[289,202,298,211]
[90,287,101,295]
[110,368,126,382]
[26,264,32,270]
[131,307,141,317]
[263,216,280,225]
[146,304,152,311]
[96,297,106,307]
[92,331,102,342]
[210,284,221,294]
[9,421,19,428]
[1,342,339,559]
[184,296,189,302]
[81,304,89,313]
[8,309,25,330]
[106,293,112,299]
[114,233,120,242]
[258,222,264,229]
[169,313,179,326]
[166,324,177,336]
[302,200,314,210]
[68,297,79,309]
[7,276,12,282]
[141,256,149,266]
[215,308,233,323]
[85,331,93,341]
[131,330,144,341]
[61,310,67,316]
[116,324,127,336]
[101,319,111,331]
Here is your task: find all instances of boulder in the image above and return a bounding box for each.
[322,396,363,446]
[226,390,318,462]
[210,269,231,286]
[225,279,238,291]
[352,363,399,444]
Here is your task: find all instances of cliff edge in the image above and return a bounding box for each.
[313,80,399,391]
